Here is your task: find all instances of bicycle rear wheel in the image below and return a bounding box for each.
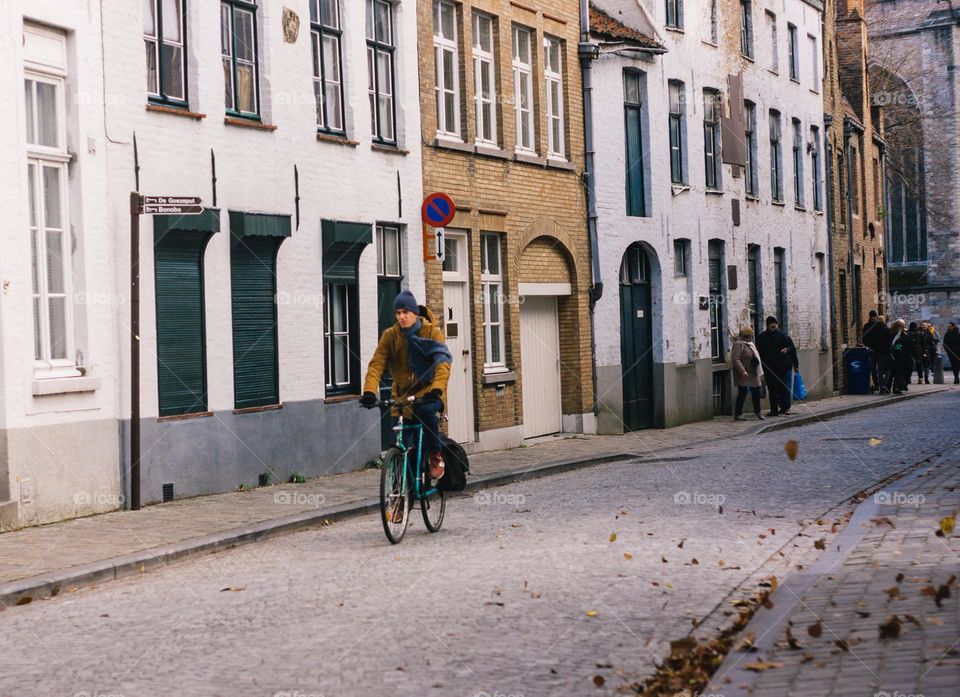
[380,450,410,544]
[420,481,446,533]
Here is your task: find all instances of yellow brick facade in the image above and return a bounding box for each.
[416,0,593,442]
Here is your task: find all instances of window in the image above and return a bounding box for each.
[708,0,718,44]
[769,110,783,202]
[480,233,506,369]
[473,12,497,145]
[674,239,687,276]
[767,12,778,73]
[376,225,403,333]
[708,242,725,362]
[808,35,818,90]
[888,149,927,263]
[434,1,460,138]
[367,0,396,143]
[668,80,686,184]
[703,89,721,190]
[748,245,761,337]
[545,36,565,158]
[744,101,758,196]
[145,0,186,105]
[740,1,753,58]
[851,141,860,216]
[25,27,76,376]
[221,0,259,117]
[838,270,849,344]
[811,126,822,211]
[324,283,355,392]
[774,247,787,332]
[311,0,344,133]
[666,0,683,30]
[792,118,804,207]
[512,25,535,152]
[624,70,646,216]
[787,24,799,81]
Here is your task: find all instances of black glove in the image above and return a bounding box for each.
[359,391,378,408]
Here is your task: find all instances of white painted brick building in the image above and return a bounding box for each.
[1,0,425,526]
[589,0,833,432]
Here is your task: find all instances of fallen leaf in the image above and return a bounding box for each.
[872,516,896,528]
[609,532,617,543]
[743,660,784,672]
[940,514,956,536]
[814,538,826,551]
[884,586,903,600]
[484,601,505,607]
[623,552,633,561]
[661,556,668,563]
[869,437,883,446]
[856,611,871,618]
[896,573,905,583]
[592,675,605,687]
[786,626,803,650]
[808,621,823,638]
[691,558,699,565]
[904,614,922,628]
[15,597,31,606]
[677,539,685,549]
[834,639,850,652]
[879,615,902,639]
[220,587,245,592]
[927,617,944,626]
[718,504,724,514]
[784,440,799,461]
[737,632,757,652]
[530,592,542,599]
[586,610,598,618]
[935,584,951,607]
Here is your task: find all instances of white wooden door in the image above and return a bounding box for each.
[520,296,562,437]
[442,233,474,443]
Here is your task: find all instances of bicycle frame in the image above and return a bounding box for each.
[392,408,440,501]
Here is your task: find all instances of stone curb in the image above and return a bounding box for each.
[1,389,949,608]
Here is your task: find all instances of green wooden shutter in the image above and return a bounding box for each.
[625,105,645,216]
[155,231,212,416]
[231,235,282,409]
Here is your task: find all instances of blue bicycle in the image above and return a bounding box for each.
[374,396,446,544]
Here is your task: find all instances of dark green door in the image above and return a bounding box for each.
[155,231,211,416]
[377,277,401,448]
[620,245,654,431]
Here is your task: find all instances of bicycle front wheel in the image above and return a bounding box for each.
[421,482,446,533]
[380,450,411,544]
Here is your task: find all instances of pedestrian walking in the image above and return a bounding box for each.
[944,321,960,384]
[889,319,914,394]
[756,316,799,416]
[861,309,884,393]
[731,327,765,421]
[908,321,931,384]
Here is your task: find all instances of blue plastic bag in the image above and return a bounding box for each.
[789,370,808,401]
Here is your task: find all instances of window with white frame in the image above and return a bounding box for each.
[311,0,344,133]
[512,25,535,152]
[674,239,688,276]
[434,1,460,138]
[666,0,683,30]
[544,36,565,158]
[24,27,76,375]
[144,0,187,105]
[221,0,260,117]
[367,0,396,143]
[744,100,758,196]
[480,233,506,370]
[740,1,753,58]
[808,34,818,91]
[769,110,783,202]
[703,89,721,190]
[473,12,497,145]
[324,283,354,392]
[792,118,804,207]
[766,12,778,73]
[811,125,823,211]
[787,23,799,81]
[376,224,402,277]
[668,80,686,184]
[708,0,718,44]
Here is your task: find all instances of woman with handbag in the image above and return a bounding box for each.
[731,327,766,421]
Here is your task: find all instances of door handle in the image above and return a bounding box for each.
[462,350,470,356]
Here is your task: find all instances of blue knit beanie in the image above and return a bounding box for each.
[394,290,419,314]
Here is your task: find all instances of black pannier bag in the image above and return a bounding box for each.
[438,436,469,492]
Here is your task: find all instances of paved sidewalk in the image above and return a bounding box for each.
[0,384,951,606]
[710,429,960,697]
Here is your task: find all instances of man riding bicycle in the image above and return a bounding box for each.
[360,290,452,480]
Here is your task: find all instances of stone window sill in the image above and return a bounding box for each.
[475,144,510,160]
[372,142,409,156]
[146,103,206,120]
[233,403,283,415]
[158,411,214,423]
[671,184,690,196]
[224,116,277,131]
[32,376,101,396]
[513,152,547,167]
[324,393,361,404]
[772,200,786,207]
[317,132,358,147]
[482,371,516,386]
[434,137,473,154]
[745,194,760,202]
[705,188,724,196]
[547,158,577,172]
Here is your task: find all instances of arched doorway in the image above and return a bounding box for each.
[619,244,654,431]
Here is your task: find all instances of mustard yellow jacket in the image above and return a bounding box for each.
[362,305,451,408]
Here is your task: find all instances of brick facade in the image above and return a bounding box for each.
[417,0,594,449]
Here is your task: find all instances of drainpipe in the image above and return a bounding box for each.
[824,114,839,388]
[844,120,857,337]
[579,0,602,427]
[879,142,891,317]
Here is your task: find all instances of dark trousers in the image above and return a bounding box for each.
[876,356,892,393]
[915,357,930,383]
[735,386,762,416]
[768,371,792,414]
[891,358,912,392]
[869,354,882,392]
[398,399,444,460]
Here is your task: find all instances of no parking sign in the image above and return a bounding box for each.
[421,192,455,262]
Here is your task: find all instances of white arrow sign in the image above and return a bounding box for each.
[435,227,445,262]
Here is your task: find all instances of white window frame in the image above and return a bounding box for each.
[808,34,819,92]
[703,88,721,190]
[744,100,758,197]
[221,0,260,117]
[793,118,804,207]
[376,224,402,277]
[544,35,565,159]
[480,232,507,371]
[473,12,497,146]
[740,0,753,58]
[512,25,535,153]
[367,0,396,144]
[24,31,78,377]
[433,1,461,139]
[311,0,344,133]
[766,12,778,74]
[324,283,352,390]
[787,23,799,81]
[144,0,187,104]
[770,110,783,202]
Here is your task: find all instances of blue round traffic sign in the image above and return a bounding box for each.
[421,192,456,228]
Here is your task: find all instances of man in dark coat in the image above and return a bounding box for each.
[908,321,931,384]
[889,319,914,394]
[944,321,960,385]
[756,316,800,416]
[862,310,885,392]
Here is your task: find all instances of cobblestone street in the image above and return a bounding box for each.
[1,390,958,697]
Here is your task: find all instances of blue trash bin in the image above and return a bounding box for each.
[844,347,873,395]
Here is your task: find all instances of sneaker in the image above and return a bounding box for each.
[781,410,794,416]
[735,415,747,421]
[429,452,446,480]
[756,413,766,420]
